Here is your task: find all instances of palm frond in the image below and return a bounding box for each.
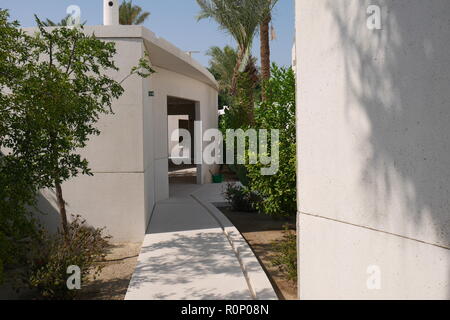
[119,0,150,25]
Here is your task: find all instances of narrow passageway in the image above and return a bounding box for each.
[168,164,197,185]
[125,183,254,300]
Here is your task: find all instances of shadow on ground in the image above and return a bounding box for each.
[128,231,252,300]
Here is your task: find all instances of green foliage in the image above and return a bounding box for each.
[272,227,297,282]
[197,0,268,93]
[207,45,237,108]
[0,9,40,283]
[219,105,248,171]
[219,105,250,133]
[207,45,237,94]
[223,183,259,212]
[124,52,155,82]
[120,0,151,25]
[218,55,260,173]
[40,14,87,27]
[245,64,297,217]
[25,215,111,300]
[227,164,250,187]
[196,0,266,54]
[0,160,38,283]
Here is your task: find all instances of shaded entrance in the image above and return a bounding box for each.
[167,96,201,186]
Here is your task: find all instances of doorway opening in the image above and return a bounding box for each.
[167,96,201,186]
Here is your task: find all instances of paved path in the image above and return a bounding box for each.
[125,183,277,300]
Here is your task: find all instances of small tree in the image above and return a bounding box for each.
[1,14,154,235]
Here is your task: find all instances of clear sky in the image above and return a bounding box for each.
[2,0,295,68]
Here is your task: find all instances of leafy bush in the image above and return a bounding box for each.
[227,164,250,186]
[217,57,261,186]
[272,227,297,282]
[219,105,251,186]
[0,158,39,284]
[219,105,250,133]
[218,60,260,131]
[0,10,41,283]
[245,64,297,217]
[24,215,111,300]
[223,183,259,212]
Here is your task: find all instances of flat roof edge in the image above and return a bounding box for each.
[22,25,218,90]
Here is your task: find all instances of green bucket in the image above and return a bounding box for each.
[212,174,224,183]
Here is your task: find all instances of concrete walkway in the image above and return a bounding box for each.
[125,183,277,300]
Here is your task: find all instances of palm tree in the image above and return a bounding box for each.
[197,0,266,96]
[259,0,278,83]
[119,1,150,25]
[207,45,238,94]
[207,45,260,122]
[207,45,239,108]
[236,55,259,124]
[41,15,87,27]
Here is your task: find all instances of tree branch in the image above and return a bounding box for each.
[65,36,78,75]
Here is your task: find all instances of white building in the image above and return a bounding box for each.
[34,2,219,242]
[295,0,450,299]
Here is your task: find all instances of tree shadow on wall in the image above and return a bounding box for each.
[35,189,61,234]
[326,0,450,297]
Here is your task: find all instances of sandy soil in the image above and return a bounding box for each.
[77,242,141,300]
[219,207,298,300]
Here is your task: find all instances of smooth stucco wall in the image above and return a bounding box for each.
[295,0,450,299]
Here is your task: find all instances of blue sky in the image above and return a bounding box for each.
[2,0,295,68]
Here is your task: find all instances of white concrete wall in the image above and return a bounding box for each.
[295,0,450,299]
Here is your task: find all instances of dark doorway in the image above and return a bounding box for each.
[167,96,200,185]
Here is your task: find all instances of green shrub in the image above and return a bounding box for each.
[223,183,259,212]
[0,158,39,284]
[24,215,110,300]
[0,9,41,283]
[227,164,250,186]
[272,227,297,282]
[219,104,250,133]
[245,64,297,217]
